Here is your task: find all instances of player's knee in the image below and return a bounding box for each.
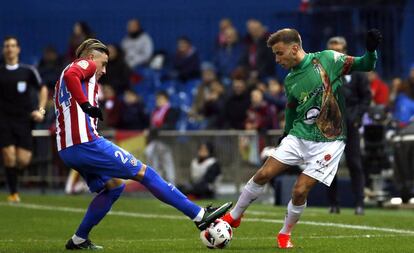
[110,183,125,195]
[3,157,16,167]
[133,164,148,181]
[254,168,272,185]
[17,157,31,169]
[292,185,308,202]
[2,151,16,167]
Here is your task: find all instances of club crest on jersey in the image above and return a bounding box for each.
[77,60,89,70]
[17,81,27,93]
[304,106,320,124]
[129,157,138,167]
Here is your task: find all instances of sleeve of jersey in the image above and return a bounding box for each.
[284,95,298,134]
[350,51,378,73]
[29,66,43,89]
[63,60,96,105]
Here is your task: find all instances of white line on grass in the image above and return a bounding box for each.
[0,234,413,244]
[1,202,414,235]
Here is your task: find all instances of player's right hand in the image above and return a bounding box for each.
[80,102,103,121]
[366,29,382,52]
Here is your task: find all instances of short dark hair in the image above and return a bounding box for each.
[156,90,169,100]
[178,36,191,44]
[267,28,302,48]
[75,38,109,58]
[327,36,347,52]
[3,36,19,46]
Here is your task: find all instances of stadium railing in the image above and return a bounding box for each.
[0,129,284,194]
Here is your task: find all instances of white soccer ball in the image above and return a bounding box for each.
[200,219,233,249]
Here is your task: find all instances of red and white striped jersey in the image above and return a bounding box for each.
[54,59,100,151]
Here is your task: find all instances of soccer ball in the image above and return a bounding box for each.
[200,219,233,249]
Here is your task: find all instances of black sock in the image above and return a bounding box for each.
[5,167,18,194]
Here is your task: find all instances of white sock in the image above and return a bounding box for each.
[192,208,205,222]
[72,234,86,245]
[230,177,264,219]
[279,200,307,235]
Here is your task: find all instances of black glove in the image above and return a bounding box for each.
[277,132,288,145]
[80,102,103,121]
[366,29,382,52]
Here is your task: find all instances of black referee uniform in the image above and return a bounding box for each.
[0,63,42,150]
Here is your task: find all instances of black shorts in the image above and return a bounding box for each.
[0,117,33,150]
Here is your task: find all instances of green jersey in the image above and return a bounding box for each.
[284,50,377,142]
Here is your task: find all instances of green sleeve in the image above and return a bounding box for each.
[350,51,378,72]
[284,95,298,134]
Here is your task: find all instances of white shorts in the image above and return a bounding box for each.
[267,135,345,186]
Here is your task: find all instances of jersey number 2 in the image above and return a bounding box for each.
[115,151,128,164]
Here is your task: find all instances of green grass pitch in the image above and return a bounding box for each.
[0,193,413,253]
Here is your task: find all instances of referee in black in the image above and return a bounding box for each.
[0,36,48,203]
[326,36,372,215]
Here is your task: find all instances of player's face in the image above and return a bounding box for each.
[271,42,298,69]
[328,43,346,54]
[92,52,108,80]
[3,38,20,61]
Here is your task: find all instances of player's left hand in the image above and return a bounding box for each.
[31,110,45,122]
[366,29,382,52]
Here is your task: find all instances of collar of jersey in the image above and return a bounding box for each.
[292,53,311,71]
[6,64,19,70]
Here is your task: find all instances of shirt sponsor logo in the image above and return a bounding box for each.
[324,154,332,161]
[77,60,89,70]
[304,106,320,124]
[17,81,27,93]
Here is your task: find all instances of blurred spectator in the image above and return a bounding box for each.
[264,78,287,111]
[171,36,200,82]
[121,18,154,69]
[99,44,132,95]
[214,27,243,82]
[189,63,225,129]
[178,142,221,199]
[216,18,234,48]
[189,63,224,125]
[101,84,122,128]
[245,89,277,132]
[391,78,414,127]
[67,21,94,61]
[201,80,225,129]
[240,19,276,80]
[221,78,250,129]
[150,91,179,130]
[390,77,403,103]
[368,71,389,106]
[406,63,414,98]
[144,129,176,184]
[37,46,64,90]
[326,35,372,215]
[120,89,149,130]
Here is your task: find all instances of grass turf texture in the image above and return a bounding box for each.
[0,193,413,253]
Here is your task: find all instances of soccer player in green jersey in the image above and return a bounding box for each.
[222,28,382,249]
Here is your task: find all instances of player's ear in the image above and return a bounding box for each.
[86,53,94,60]
[291,44,299,55]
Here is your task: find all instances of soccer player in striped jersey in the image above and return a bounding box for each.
[54,39,231,250]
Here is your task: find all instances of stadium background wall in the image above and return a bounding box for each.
[0,0,413,79]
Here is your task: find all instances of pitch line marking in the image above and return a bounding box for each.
[1,234,414,244]
[1,202,414,235]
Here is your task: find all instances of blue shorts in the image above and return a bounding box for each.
[59,138,142,192]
